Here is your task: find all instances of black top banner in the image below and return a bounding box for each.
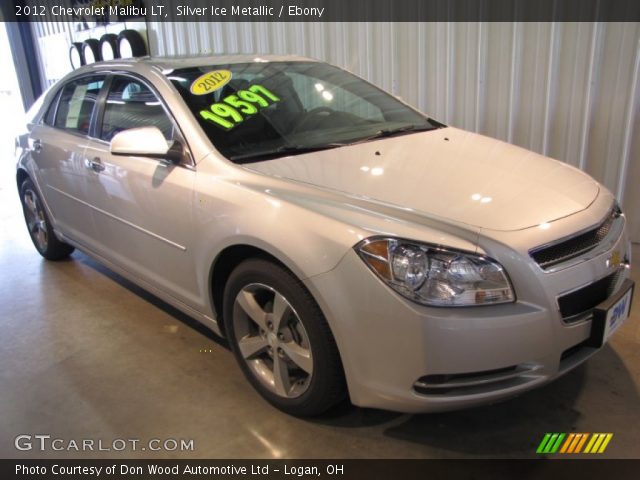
[3,0,640,22]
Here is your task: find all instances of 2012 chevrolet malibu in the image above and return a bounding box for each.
[16,55,634,416]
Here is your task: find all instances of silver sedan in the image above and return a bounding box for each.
[15,55,634,415]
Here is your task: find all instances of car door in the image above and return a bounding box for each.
[82,74,200,308]
[29,75,106,248]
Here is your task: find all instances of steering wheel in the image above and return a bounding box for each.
[292,106,335,133]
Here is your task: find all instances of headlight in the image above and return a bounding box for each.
[355,237,515,307]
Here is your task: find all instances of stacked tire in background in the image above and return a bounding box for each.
[69,29,147,68]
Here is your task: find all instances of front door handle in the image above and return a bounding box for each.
[31,139,42,153]
[85,157,105,172]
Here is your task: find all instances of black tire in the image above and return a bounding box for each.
[224,258,346,416]
[117,29,147,58]
[82,38,101,63]
[69,42,84,69]
[19,178,74,261]
[99,33,119,60]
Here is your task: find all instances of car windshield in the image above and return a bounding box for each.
[167,61,442,163]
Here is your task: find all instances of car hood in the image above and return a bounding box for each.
[246,127,600,232]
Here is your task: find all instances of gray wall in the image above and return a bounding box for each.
[148,21,640,242]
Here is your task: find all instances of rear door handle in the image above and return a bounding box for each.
[85,157,105,172]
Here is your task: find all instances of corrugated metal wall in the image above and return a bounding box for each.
[30,19,73,87]
[30,20,147,87]
[149,21,640,242]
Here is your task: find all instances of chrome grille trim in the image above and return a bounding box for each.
[529,206,623,272]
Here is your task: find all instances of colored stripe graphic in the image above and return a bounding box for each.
[536,433,552,454]
[574,433,589,453]
[562,433,586,453]
[538,433,613,454]
[549,433,565,453]
[598,433,613,453]
[536,433,565,454]
[559,433,575,453]
[584,433,613,454]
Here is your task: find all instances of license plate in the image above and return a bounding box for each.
[603,288,633,339]
[588,279,634,348]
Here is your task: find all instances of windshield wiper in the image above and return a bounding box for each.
[348,123,441,145]
[230,143,345,163]
[230,123,443,163]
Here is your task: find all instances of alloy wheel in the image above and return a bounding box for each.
[23,189,48,252]
[232,283,313,398]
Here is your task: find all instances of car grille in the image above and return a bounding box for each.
[530,207,620,270]
[557,270,622,323]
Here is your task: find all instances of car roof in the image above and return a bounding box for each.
[76,53,318,74]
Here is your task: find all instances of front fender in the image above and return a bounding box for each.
[189,161,481,319]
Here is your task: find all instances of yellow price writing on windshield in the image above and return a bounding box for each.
[199,84,280,130]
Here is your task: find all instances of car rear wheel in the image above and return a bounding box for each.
[20,178,74,260]
[224,258,345,416]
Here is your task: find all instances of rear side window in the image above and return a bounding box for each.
[42,90,61,126]
[54,76,105,135]
[100,76,174,142]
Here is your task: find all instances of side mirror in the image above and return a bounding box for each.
[110,126,183,164]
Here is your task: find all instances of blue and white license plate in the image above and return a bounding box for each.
[603,286,633,341]
[590,279,634,348]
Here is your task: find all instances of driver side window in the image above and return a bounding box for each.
[100,76,174,142]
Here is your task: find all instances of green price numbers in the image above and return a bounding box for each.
[199,85,280,130]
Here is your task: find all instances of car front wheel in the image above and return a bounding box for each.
[20,178,74,260]
[224,258,345,416]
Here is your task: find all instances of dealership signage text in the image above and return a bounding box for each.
[16,463,335,476]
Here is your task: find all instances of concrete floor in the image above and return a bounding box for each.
[1,100,639,459]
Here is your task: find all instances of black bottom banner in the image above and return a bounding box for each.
[3,459,640,480]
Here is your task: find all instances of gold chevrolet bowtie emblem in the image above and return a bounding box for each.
[608,251,621,268]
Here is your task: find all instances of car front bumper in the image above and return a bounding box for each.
[305,222,633,413]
